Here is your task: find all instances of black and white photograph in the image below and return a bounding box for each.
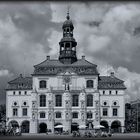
[0,0,140,139]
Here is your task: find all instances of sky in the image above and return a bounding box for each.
[0,1,140,104]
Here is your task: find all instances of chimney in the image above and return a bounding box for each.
[110,72,115,78]
[46,56,50,60]
[82,56,85,60]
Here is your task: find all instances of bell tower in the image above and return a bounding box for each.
[59,10,77,64]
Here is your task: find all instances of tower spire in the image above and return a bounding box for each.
[59,8,77,64]
[66,5,70,20]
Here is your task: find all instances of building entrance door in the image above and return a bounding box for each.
[71,122,79,132]
[39,123,47,133]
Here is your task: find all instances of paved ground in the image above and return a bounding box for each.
[0,133,140,140]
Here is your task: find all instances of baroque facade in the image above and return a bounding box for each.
[6,12,126,133]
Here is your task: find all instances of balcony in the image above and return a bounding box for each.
[50,87,65,93]
[50,86,82,93]
[70,87,82,93]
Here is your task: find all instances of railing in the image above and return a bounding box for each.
[50,86,82,92]
[51,87,65,91]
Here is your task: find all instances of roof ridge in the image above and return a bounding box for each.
[8,76,32,84]
[84,59,97,67]
[8,77,20,84]
[34,59,64,67]
[71,59,97,66]
[34,59,48,67]
[99,76,124,83]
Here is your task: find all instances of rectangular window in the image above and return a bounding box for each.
[55,95,62,107]
[72,112,78,118]
[113,108,118,116]
[116,91,118,95]
[40,95,46,107]
[87,95,93,107]
[72,95,79,107]
[40,112,46,118]
[109,91,111,94]
[103,108,108,116]
[13,91,15,95]
[22,108,27,116]
[87,112,92,119]
[103,91,105,95]
[13,108,18,116]
[56,112,61,118]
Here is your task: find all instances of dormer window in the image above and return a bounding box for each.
[18,83,24,88]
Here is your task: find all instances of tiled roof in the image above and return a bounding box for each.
[7,74,32,90]
[71,59,97,67]
[99,76,124,83]
[34,59,97,68]
[34,59,64,67]
[8,75,32,84]
[98,76,126,89]
[33,59,98,75]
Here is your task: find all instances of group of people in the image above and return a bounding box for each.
[72,130,112,138]
[0,126,21,136]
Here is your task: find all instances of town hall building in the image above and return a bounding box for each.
[6,12,126,133]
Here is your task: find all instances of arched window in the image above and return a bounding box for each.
[87,112,92,119]
[56,112,61,118]
[72,112,78,118]
[86,80,94,88]
[39,80,46,89]
[87,94,93,107]
[72,95,79,107]
[40,112,46,118]
[55,95,62,107]
[40,95,46,107]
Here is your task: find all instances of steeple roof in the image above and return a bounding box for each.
[62,9,74,29]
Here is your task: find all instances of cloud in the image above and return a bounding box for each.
[0,2,140,103]
[0,69,13,77]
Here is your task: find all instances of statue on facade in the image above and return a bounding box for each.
[48,112,52,121]
[81,112,85,121]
